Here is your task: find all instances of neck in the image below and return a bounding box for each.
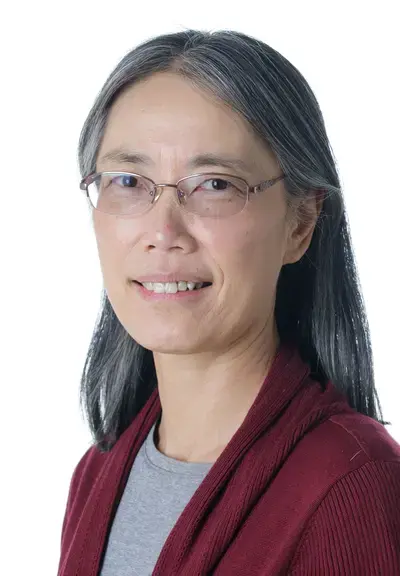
[153,322,280,463]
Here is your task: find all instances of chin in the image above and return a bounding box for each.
[110,296,213,353]
[122,318,203,354]
[135,334,203,355]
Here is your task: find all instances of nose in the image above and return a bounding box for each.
[142,186,196,254]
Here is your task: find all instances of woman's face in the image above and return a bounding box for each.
[94,72,313,354]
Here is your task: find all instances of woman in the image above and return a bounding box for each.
[58,29,400,575]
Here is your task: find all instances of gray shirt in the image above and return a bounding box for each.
[100,419,213,576]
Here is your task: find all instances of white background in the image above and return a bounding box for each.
[1,1,399,574]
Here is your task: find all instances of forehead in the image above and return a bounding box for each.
[98,72,274,172]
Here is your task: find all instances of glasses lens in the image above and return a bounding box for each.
[181,174,248,217]
[87,172,154,215]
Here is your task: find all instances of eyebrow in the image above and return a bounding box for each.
[99,150,152,167]
[98,149,252,175]
[189,153,251,174]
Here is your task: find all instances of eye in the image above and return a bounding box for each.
[112,174,140,188]
[193,176,246,197]
[202,178,230,191]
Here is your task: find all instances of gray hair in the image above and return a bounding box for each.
[77,29,388,451]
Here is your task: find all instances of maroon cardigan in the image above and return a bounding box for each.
[58,344,400,575]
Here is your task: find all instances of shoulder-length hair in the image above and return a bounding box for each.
[77,29,389,452]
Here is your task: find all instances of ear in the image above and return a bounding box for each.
[283,191,324,265]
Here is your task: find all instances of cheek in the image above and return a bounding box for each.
[199,215,285,283]
[94,214,139,278]
[94,210,143,241]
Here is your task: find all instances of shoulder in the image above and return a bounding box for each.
[327,411,400,462]
[291,409,400,482]
[61,444,109,542]
[288,413,400,574]
[288,459,400,573]
[67,442,109,497]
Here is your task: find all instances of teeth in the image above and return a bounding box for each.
[166,282,178,294]
[141,281,205,293]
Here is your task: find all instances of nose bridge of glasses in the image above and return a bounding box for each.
[153,182,186,204]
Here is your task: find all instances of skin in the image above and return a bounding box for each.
[94,72,320,463]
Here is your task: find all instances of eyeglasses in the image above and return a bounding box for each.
[80,171,286,218]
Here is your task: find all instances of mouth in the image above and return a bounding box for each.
[134,280,212,294]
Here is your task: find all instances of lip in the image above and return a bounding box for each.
[131,280,212,301]
[134,274,212,284]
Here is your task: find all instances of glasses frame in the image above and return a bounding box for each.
[80,171,286,217]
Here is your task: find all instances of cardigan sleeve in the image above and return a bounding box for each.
[289,460,400,575]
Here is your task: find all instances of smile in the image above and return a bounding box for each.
[138,281,212,294]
